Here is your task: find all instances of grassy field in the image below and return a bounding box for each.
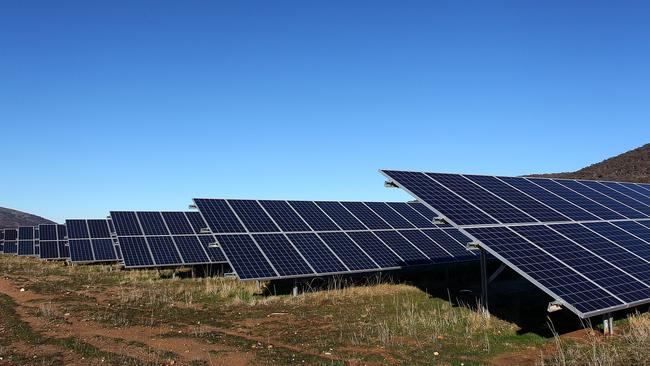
[0,255,648,365]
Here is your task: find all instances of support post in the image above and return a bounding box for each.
[191,267,196,279]
[480,248,489,314]
[255,280,261,290]
[603,313,614,335]
[292,281,299,297]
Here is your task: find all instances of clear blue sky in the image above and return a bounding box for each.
[2,1,649,223]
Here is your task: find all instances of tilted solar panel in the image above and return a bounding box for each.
[65,219,119,263]
[109,211,227,269]
[193,199,477,281]
[17,226,37,256]
[381,170,650,318]
[3,229,18,254]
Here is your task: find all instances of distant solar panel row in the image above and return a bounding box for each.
[381,171,650,227]
[38,224,69,260]
[194,199,477,280]
[109,211,226,269]
[66,219,120,263]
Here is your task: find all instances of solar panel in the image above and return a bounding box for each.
[39,224,69,260]
[381,170,650,318]
[65,219,119,264]
[110,211,227,269]
[193,199,478,281]
[2,229,18,254]
[0,229,4,252]
[17,227,37,256]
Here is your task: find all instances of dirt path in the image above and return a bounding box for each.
[0,277,253,365]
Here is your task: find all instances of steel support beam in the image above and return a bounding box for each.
[480,248,489,313]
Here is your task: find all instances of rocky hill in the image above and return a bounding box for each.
[531,143,650,183]
[0,207,55,228]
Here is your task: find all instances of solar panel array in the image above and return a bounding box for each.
[66,219,120,264]
[2,229,17,254]
[193,199,477,281]
[17,226,38,256]
[109,211,227,269]
[381,170,650,318]
[39,224,69,260]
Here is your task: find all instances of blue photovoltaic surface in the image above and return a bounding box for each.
[466,226,624,315]
[550,223,650,284]
[381,171,497,225]
[287,201,340,231]
[286,233,348,273]
[364,202,415,229]
[214,234,277,280]
[110,211,227,268]
[194,198,478,281]
[39,224,67,260]
[346,231,403,268]
[66,219,118,263]
[498,176,600,222]
[372,230,431,265]
[17,227,36,256]
[381,170,650,317]
[580,181,650,217]
[229,200,280,233]
[252,234,314,276]
[317,232,379,271]
[528,178,625,221]
[428,173,537,224]
[464,175,570,223]
[315,201,366,230]
[386,202,436,228]
[554,180,646,219]
[193,199,245,233]
[340,202,391,230]
[259,200,311,232]
[3,228,18,254]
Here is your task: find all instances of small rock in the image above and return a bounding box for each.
[434,351,439,356]
[19,288,25,292]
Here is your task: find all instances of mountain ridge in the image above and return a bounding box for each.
[527,143,650,183]
[0,207,55,229]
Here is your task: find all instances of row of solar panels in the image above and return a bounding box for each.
[0,212,227,268]
[0,201,479,280]
[381,171,650,318]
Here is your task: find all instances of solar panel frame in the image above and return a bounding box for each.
[194,198,478,281]
[39,224,68,260]
[66,219,120,264]
[381,169,650,318]
[110,211,227,269]
[17,226,37,256]
[2,229,18,254]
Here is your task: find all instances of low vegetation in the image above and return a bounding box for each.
[0,255,648,365]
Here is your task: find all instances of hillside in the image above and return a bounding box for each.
[531,143,650,183]
[0,207,55,228]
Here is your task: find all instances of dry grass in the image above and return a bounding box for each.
[542,312,650,366]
